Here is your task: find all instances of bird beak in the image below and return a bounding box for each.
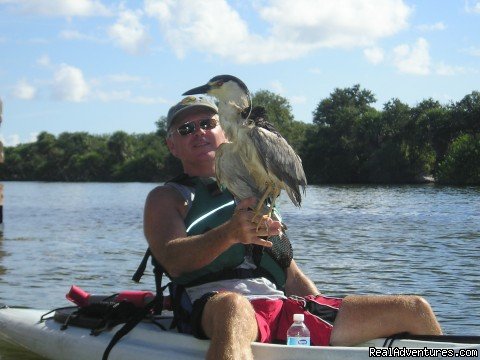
[182,83,211,96]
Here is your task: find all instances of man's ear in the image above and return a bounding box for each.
[166,137,179,158]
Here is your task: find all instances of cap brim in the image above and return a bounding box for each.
[168,104,217,129]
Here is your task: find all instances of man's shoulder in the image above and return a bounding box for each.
[145,184,191,220]
[147,184,184,205]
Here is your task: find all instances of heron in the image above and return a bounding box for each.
[182,75,307,224]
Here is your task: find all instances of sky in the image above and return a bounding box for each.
[0,0,479,147]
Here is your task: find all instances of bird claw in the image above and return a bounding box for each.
[254,214,270,234]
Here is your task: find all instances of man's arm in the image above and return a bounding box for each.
[143,186,280,278]
[284,259,320,297]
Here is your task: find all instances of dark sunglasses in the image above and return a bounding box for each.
[175,118,218,136]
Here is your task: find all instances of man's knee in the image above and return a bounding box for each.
[207,291,253,314]
[202,292,257,338]
[399,295,434,316]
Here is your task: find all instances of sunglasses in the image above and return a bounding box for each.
[174,118,219,136]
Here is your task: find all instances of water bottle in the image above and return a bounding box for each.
[286,313,310,346]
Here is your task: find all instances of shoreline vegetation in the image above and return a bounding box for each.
[1,85,479,185]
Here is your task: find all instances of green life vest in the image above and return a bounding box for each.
[168,174,292,291]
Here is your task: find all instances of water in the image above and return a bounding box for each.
[0,182,479,358]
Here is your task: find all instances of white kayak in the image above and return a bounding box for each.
[0,306,479,360]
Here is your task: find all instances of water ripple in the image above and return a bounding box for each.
[0,182,479,340]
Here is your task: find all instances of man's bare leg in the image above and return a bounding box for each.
[201,292,258,360]
[330,294,442,346]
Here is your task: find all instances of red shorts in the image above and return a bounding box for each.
[250,295,343,346]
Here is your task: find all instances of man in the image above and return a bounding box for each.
[144,96,442,360]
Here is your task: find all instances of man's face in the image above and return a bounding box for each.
[166,110,227,164]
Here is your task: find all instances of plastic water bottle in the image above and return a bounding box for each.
[287,313,310,346]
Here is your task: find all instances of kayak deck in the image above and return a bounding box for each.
[1,307,479,360]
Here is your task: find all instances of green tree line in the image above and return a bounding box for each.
[1,85,479,185]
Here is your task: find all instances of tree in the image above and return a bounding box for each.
[408,99,444,177]
[56,132,92,157]
[313,84,376,129]
[1,87,479,185]
[107,131,134,164]
[114,150,164,181]
[252,90,294,130]
[424,107,456,171]
[305,85,378,183]
[436,134,480,185]
[450,91,480,135]
[36,132,57,155]
[251,90,308,152]
[369,99,414,182]
[155,116,168,137]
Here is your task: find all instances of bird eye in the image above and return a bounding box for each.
[216,81,224,86]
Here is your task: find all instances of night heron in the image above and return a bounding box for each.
[183,75,307,222]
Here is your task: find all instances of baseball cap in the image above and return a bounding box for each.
[166,96,218,130]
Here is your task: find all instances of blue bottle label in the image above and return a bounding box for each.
[287,337,310,346]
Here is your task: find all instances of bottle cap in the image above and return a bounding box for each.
[293,313,304,322]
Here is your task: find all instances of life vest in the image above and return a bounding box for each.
[163,174,292,290]
[131,174,294,333]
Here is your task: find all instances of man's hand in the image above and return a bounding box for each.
[226,197,281,248]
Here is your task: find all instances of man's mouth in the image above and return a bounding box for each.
[193,141,210,148]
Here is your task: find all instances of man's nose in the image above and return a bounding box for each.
[193,123,206,136]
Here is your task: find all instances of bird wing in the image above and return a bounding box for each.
[215,142,264,200]
[248,126,307,206]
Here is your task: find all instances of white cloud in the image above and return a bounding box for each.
[393,38,430,75]
[51,64,89,102]
[28,37,49,44]
[270,80,286,95]
[417,22,446,31]
[0,0,111,17]
[465,0,480,13]
[290,95,307,105]
[106,74,143,83]
[258,0,411,47]
[0,133,39,146]
[463,46,480,57]
[435,63,467,76]
[0,134,21,147]
[108,9,150,55]
[95,90,166,104]
[145,0,412,64]
[59,30,103,43]
[131,96,168,105]
[364,47,385,64]
[12,79,37,100]
[96,90,132,102]
[60,30,87,40]
[7,56,158,104]
[145,0,251,60]
[36,54,52,67]
[28,132,39,143]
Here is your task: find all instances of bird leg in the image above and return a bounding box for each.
[258,187,281,233]
[267,187,281,218]
[252,184,273,232]
[252,183,281,233]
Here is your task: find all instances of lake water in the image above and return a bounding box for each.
[1,182,479,358]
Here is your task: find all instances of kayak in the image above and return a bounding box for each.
[1,305,479,359]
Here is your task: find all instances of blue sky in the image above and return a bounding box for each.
[0,0,479,146]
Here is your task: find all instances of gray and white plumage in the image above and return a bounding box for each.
[183,75,306,214]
